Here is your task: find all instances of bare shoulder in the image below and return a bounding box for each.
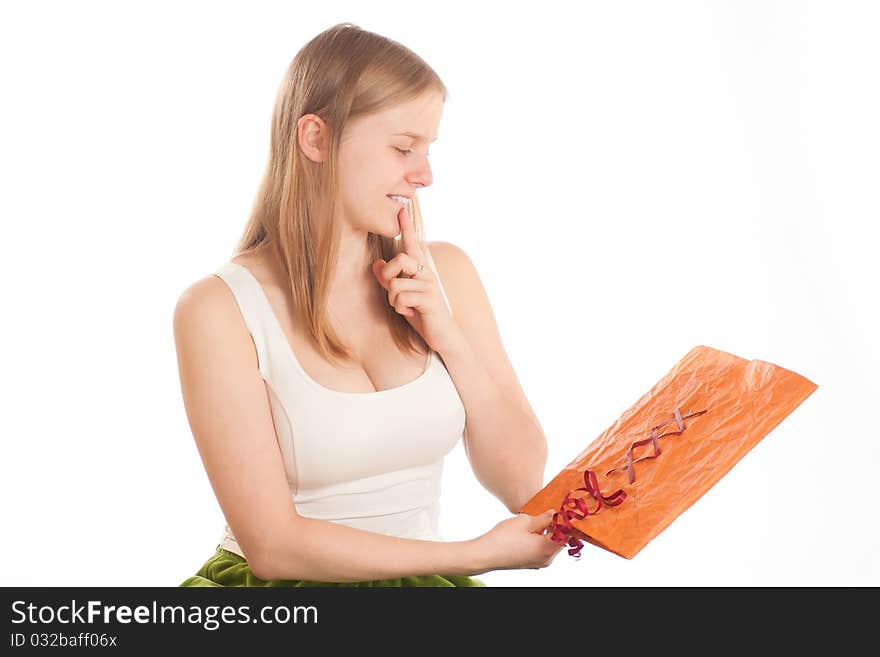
[173,272,243,339]
[172,268,260,384]
[425,240,483,313]
[426,240,474,270]
[425,240,479,285]
[173,246,274,329]
[175,271,230,311]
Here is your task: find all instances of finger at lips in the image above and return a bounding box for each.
[398,203,424,263]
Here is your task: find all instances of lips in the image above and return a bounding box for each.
[387,194,411,208]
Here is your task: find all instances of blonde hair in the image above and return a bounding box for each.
[232,22,448,365]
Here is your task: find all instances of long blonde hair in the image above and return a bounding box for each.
[233,22,448,365]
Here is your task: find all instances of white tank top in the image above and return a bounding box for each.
[210,248,466,558]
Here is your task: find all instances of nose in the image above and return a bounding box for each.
[406,155,432,189]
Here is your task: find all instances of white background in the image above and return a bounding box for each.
[1,1,877,587]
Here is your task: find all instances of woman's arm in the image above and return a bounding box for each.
[428,242,549,513]
[260,516,483,582]
[436,329,547,513]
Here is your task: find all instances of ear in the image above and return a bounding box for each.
[297,113,329,163]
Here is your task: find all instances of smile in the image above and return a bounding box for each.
[387,194,412,207]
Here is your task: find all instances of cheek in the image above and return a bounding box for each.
[339,144,380,179]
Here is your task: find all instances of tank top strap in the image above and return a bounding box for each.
[423,247,454,318]
[211,262,275,376]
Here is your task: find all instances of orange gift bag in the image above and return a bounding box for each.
[519,345,818,560]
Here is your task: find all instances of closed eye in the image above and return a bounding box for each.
[394,146,431,155]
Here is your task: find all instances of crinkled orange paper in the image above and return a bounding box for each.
[519,345,818,560]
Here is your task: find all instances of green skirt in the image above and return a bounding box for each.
[179,545,487,588]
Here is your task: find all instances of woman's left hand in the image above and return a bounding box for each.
[371,203,461,354]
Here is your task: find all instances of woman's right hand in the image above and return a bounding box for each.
[468,509,565,574]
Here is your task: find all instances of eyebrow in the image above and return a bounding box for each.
[392,131,438,143]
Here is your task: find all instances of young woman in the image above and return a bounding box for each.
[174,22,562,587]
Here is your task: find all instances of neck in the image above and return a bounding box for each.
[328,226,378,297]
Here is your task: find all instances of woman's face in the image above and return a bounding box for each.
[336,90,443,239]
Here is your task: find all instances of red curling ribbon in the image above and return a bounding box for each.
[547,469,626,558]
[547,406,708,558]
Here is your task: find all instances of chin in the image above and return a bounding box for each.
[378,218,402,239]
[367,227,395,240]
[360,205,402,239]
